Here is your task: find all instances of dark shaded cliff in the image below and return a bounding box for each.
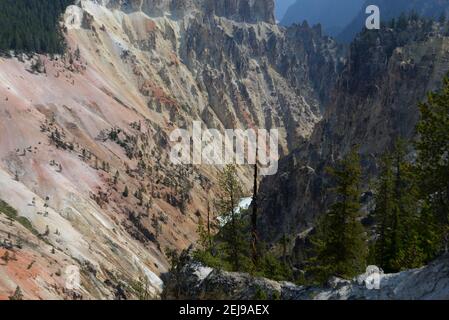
[258,18,449,263]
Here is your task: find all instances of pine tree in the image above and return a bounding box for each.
[44,225,50,237]
[133,276,153,300]
[196,216,211,251]
[307,149,367,283]
[206,200,213,249]
[373,141,424,272]
[123,186,129,198]
[216,165,250,272]
[9,286,23,300]
[1,251,10,264]
[113,170,120,185]
[415,76,449,256]
[135,188,143,206]
[251,147,259,265]
[373,153,394,270]
[0,0,73,55]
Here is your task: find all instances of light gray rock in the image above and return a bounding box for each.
[163,253,449,300]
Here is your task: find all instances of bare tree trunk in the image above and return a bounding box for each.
[251,147,259,265]
[207,200,212,249]
[230,193,239,271]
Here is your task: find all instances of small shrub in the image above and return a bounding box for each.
[9,286,23,300]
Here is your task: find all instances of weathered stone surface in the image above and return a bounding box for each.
[103,0,276,23]
[163,252,449,300]
[0,0,341,299]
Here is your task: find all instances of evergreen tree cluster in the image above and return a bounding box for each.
[192,75,449,286]
[307,76,449,283]
[194,165,292,282]
[371,141,425,273]
[0,0,73,54]
[307,150,367,283]
[371,77,449,274]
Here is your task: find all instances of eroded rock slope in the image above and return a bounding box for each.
[163,250,449,300]
[0,0,340,299]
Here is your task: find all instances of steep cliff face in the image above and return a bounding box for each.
[258,19,449,262]
[101,0,275,23]
[65,0,342,152]
[180,17,342,149]
[0,0,340,299]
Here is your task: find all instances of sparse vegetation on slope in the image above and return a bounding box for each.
[0,199,39,236]
[192,165,293,282]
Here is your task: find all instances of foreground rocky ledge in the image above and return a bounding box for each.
[162,252,449,300]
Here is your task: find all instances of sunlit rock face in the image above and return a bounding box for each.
[163,250,449,300]
[0,0,340,299]
[100,0,276,23]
